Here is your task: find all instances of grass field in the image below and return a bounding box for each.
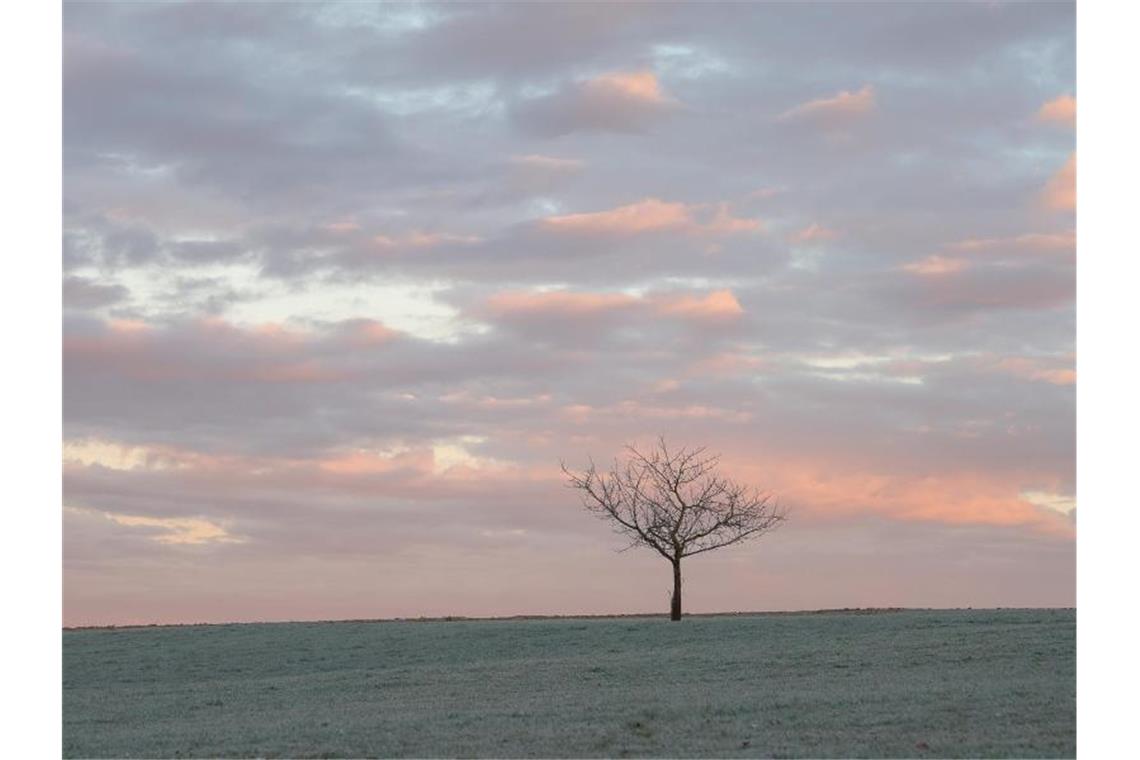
[63,608,1074,758]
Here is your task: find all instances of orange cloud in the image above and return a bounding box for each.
[780,85,875,124]
[542,198,690,236]
[318,448,432,476]
[541,198,760,238]
[584,71,671,105]
[1037,94,1076,127]
[654,289,744,322]
[1042,153,1076,212]
[485,290,639,319]
[728,456,1072,535]
[902,255,970,276]
[990,356,1075,386]
[513,70,678,136]
[483,288,745,326]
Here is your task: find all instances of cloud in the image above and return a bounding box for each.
[513,70,677,136]
[541,198,691,236]
[902,255,970,276]
[1042,153,1076,212]
[588,71,671,103]
[779,85,875,126]
[508,154,584,174]
[64,275,130,310]
[482,288,744,327]
[654,289,744,322]
[899,264,1072,311]
[758,461,1073,534]
[372,230,483,250]
[947,231,1074,253]
[485,290,639,319]
[1019,490,1075,517]
[987,356,1075,386]
[703,204,765,235]
[1037,94,1075,127]
[539,198,760,238]
[336,319,401,347]
[101,511,244,545]
[788,223,839,244]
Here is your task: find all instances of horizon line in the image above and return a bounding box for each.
[63,605,1076,632]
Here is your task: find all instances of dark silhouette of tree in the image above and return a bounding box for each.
[563,437,786,621]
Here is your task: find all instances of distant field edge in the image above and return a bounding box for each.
[63,606,1076,632]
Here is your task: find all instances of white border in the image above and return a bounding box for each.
[3,1,61,756]
[1077,0,1139,756]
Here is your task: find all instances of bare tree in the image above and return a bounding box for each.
[562,437,786,621]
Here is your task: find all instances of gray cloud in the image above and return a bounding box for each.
[63,276,130,310]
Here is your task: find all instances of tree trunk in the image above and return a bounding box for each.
[670,558,682,621]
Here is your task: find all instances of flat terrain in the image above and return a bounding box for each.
[63,608,1075,758]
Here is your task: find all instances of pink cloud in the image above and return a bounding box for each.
[318,449,434,476]
[559,400,754,425]
[583,71,672,105]
[65,317,381,385]
[1042,153,1076,212]
[239,361,350,384]
[948,231,1074,253]
[779,85,875,125]
[902,255,970,276]
[908,267,1072,311]
[727,455,1073,536]
[338,319,400,347]
[653,289,744,322]
[513,70,678,136]
[484,290,639,318]
[481,288,745,326]
[1037,94,1076,127]
[541,198,760,238]
[788,222,839,244]
[107,318,151,335]
[541,198,691,236]
[373,230,482,249]
[440,391,554,411]
[704,203,765,235]
[989,356,1075,386]
[687,351,767,377]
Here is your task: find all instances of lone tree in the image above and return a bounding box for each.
[563,437,786,621]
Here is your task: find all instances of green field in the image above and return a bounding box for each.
[63,609,1075,758]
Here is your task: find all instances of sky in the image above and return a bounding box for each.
[62,1,1075,627]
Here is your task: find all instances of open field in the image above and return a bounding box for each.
[63,608,1074,758]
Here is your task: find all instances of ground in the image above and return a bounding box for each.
[63,608,1075,758]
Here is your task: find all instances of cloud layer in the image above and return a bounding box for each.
[63,2,1075,625]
